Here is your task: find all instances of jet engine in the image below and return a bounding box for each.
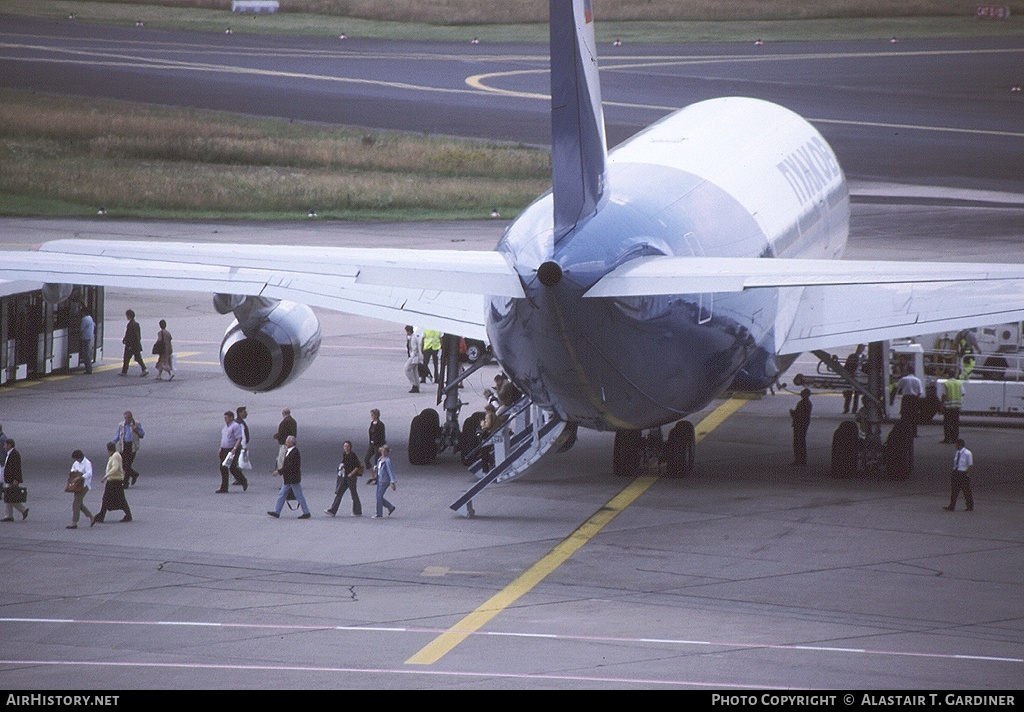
[215,295,321,392]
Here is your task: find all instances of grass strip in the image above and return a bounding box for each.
[0,88,550,220]
[4,1,1022,42]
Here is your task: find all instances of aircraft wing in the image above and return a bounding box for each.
[1,239,522,340]
[585,255,1024,354]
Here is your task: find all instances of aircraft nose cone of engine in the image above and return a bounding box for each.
[537,260,563,287]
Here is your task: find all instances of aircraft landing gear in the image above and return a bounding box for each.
[665,420,695,477]
[613,420,695,477]
[408,407,440,465]
[613,429,642,477]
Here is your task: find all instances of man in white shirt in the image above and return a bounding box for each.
[893,369,924,436]
[944,439,974,512]
[80,311,96,374]
[68,449,95,529]
[405,326,422,394]
[217,411,246,493]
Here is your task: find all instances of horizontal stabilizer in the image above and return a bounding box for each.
[40,239,523,298]
[779,279,1024,354]
[585,255,1024,297]
[583,253,1024,356]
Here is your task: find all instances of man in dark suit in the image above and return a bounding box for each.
[790,389,813,466]
[120,309,148,376]
[273,407,297,470]
[364,408,385,477]
[2,439,28,521]
[268,435,310,519]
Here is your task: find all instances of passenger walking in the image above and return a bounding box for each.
[364,409,386,478]
[405,325,422,393]
[1,439,28,522]
[120,309,147,377]
[479,404,497,472]
[493,373,522,414]
[153,319,174,380]
[268,435,310,519]
[65,450,95,529]
[114,411,145,487]
[944,439,974,512]
[217,410,246,493]
[273,407,296,470]
[92,442,132,524]
[233,406,252,481]
[372,445,397,518]
[325,440,363,517]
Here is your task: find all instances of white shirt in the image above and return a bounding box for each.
[72,457,93,489]
[953,447,973,472]
[406,333,422,362]
[897,374,923,397]
[220,421,243,449]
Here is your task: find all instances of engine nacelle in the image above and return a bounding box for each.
[219,298,321,392]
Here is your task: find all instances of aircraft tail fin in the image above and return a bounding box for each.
[549,0,608,241]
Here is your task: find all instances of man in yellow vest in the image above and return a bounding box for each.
[941,377,964,444]
[421,329,441,383]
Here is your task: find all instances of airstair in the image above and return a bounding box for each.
[449,397,574,514]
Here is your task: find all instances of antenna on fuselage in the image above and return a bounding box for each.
[549,0,609,243]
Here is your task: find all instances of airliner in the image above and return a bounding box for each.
[4,0,1024,496]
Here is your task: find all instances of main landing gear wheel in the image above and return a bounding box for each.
[613,429,642,477]
[665,420,695,477]
[459,411,486,466]
[408,408,440,465]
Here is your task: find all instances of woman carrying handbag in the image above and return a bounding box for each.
[153,319,175,381]
[92,442,132,525]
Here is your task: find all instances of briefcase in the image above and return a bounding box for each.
[3,485,27,504]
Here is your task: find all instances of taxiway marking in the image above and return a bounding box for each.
[0,657,791,689]
[3,614,1017,664]
[465,48,1024,139]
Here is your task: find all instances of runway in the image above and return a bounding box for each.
[0,15,1023,691]
[2,15,1023,190]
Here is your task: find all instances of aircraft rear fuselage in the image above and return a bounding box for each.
[488,98,849,431]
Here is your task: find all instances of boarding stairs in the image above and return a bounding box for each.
[449,396,572,513]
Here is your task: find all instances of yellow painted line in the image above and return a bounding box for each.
[694,395,750,441]
[2,359,178,388]
[465,50,1024,140]
[8,364,117,387]
[406,396,748,666]
[465,69,548,99]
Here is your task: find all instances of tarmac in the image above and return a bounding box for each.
[0,216,1022,690]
